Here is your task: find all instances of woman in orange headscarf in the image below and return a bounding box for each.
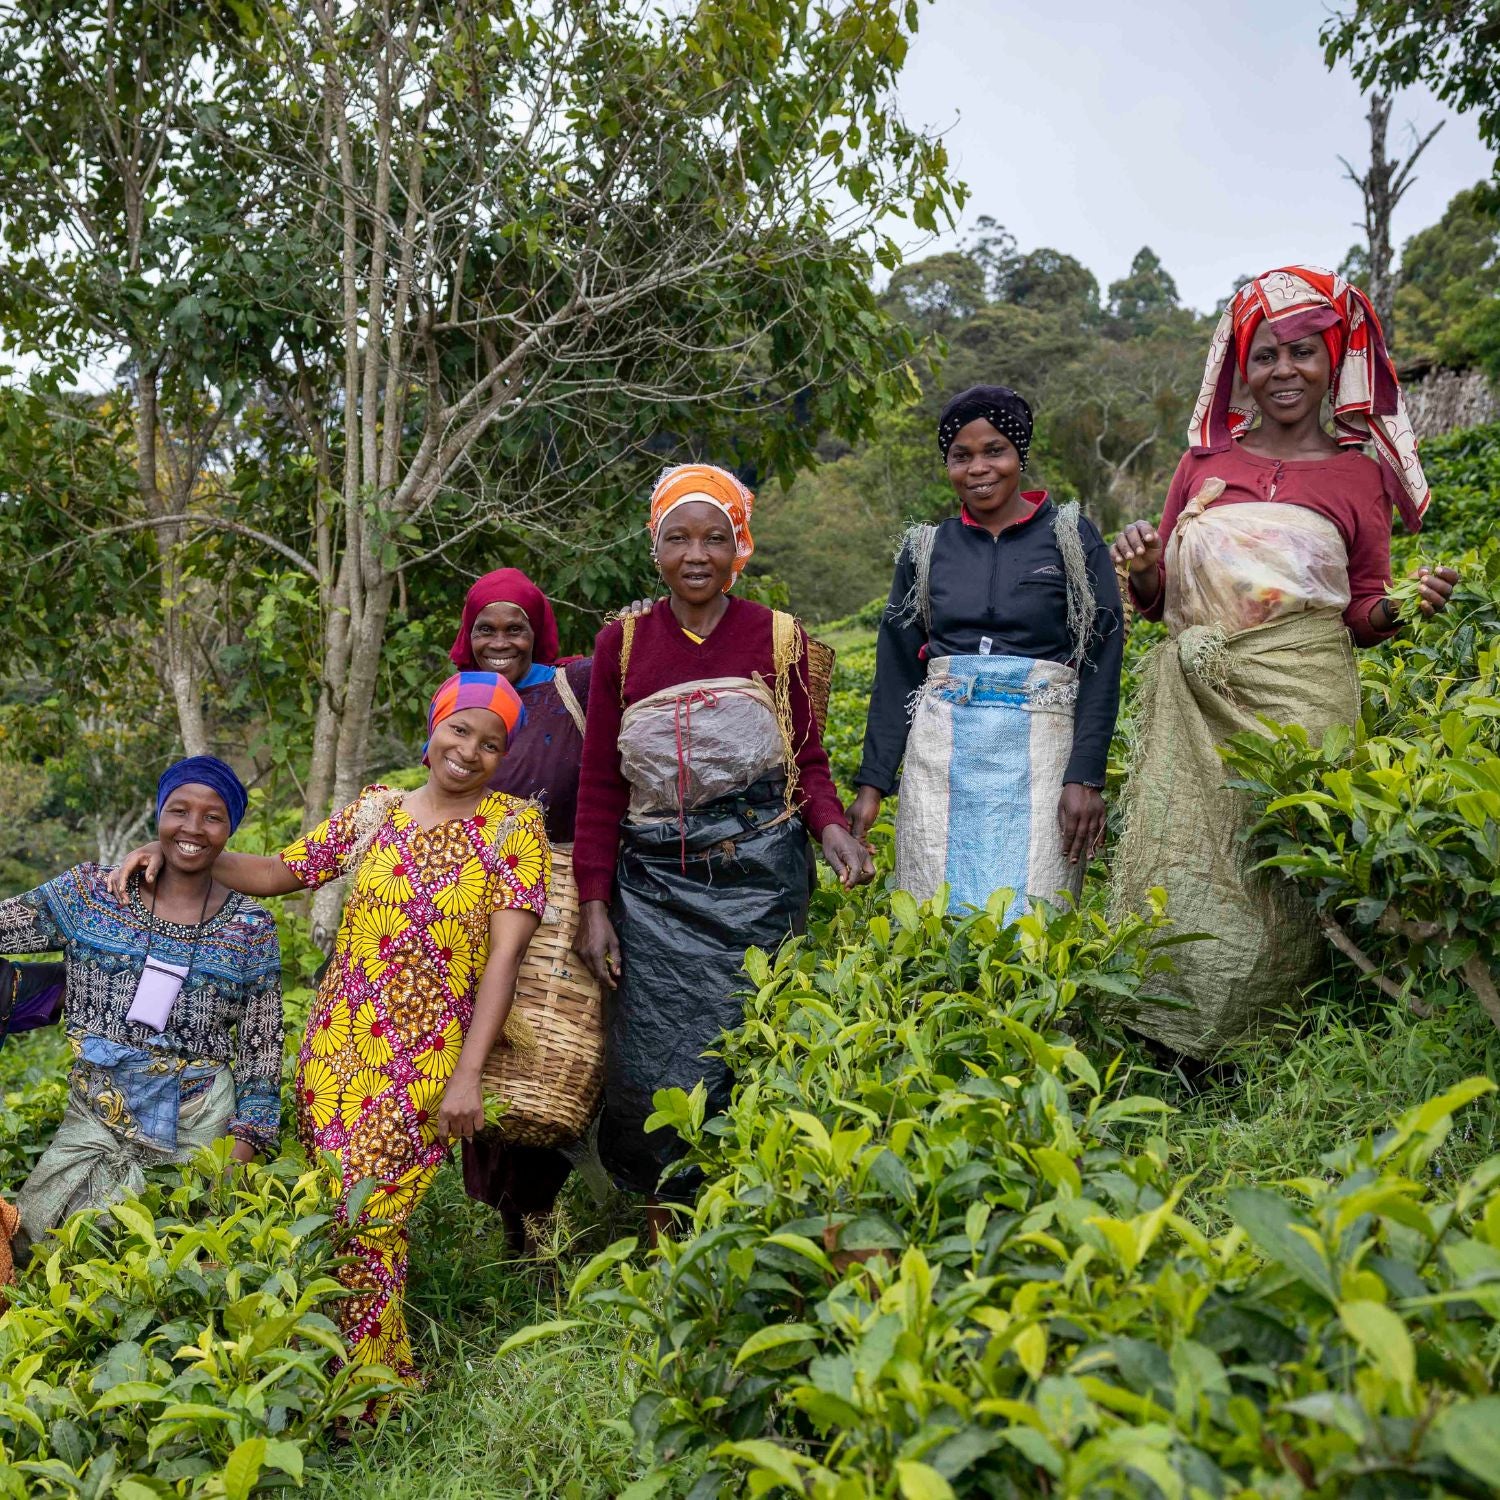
[572,464,871,1228]
[1110,266,1457,1062]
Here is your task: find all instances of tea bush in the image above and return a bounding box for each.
[1223,548,1500,1030]
[559,883,1500,1497]
[0,1143,393,1498]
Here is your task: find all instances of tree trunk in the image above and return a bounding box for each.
[136,366,209,757]
[1340,92,1444,348]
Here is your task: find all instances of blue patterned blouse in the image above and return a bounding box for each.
[0,865,284,1153]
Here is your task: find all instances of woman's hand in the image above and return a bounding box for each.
[1057,783,1107,868]
[224,1137,257,1179]
[1110,521,1163,589]
[1413,564,1459,616]
[846,786,883,846]
[577,900,622,990]
[820,826,876,888]
[436,1070,485,1144]
[618,598,661,619]
[108,842,164,901]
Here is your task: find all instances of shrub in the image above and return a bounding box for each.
[558,886,1500,1497]
[1223,549,1500,1031]
[0,1144,392,1498]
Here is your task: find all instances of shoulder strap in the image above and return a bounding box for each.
[769,610,804,807]
[892,522,939,632]
[1051,500,1098,666]
[349,787,404,871]
[617,615,636,710]
[553,664,587,735]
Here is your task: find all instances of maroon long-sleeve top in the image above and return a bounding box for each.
[1131,442,1402,647]
[572,596,847,904]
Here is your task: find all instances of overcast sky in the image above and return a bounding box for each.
[893,1,1496,313]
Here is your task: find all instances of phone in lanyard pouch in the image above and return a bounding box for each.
[125,881,211,1034]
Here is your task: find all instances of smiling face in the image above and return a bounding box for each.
[427,706,508,794]
[654,500,738,604]
[468,601,534,684]
[156,783,233,876]
[1244,321,1333,429]
[944,417,1023,520]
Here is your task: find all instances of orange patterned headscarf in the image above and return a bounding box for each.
[1189,265,1429,532]
[648,464,755,587]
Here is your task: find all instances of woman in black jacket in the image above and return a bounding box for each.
[848,385,1124,918]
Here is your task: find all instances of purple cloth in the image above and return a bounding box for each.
[487,660,591,843]
[0,959,64,1048]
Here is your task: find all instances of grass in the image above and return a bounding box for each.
[302,1168,649,1499]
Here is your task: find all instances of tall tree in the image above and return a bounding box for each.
[0,0,286,758]
[217,0,959,853]
[1395,182,1500,371]
[1324,3,1500,159]
[1338,91,1443,336]
[1106,247,1182,337]
[880,251,987,337]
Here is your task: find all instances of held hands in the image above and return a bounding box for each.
[1057,783,1107,867]
[435,1070,485,1144]
[108,842,164,901]
[821,825,876,889]
[1109,521,1163,579]
[577,900,622,991]
[846,786,883,846]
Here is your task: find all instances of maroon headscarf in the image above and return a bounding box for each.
[449,568,560,669]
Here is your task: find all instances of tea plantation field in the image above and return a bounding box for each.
[5,430,1500,1497]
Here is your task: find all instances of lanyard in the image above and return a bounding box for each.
[140,878,215,986]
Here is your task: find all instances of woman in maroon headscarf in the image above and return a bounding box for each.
[449,568,591,1253]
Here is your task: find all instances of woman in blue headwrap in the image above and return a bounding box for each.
[0,756,284,1264]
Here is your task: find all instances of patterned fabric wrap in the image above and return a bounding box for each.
[280,785,550,1382]
[14,1068,234,1265]
[0,867,284,1152]
[426,670,526,748]
[648,464,755,584]
[1188,265,1429,532]
[69,1034,223,1150]
[895,655,1080,922]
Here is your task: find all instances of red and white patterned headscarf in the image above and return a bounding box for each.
[1188,265,1429,532]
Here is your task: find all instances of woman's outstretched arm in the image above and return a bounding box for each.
[109,846,300,900]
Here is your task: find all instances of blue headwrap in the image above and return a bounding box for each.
[156,756,249,834]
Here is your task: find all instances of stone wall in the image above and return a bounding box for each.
[1404,367,1500,439]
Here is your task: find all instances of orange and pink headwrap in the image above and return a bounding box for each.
[648,464,755,587]
[1189,265,1429,532]
[423,671,525,764]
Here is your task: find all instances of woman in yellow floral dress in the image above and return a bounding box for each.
[113,672,549,1382]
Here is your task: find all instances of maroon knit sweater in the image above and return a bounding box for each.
[572,596,847,904]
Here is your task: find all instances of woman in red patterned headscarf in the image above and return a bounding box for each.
[1109,266,1458,1065]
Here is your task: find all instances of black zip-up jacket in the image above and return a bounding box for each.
[855,495,1124,795]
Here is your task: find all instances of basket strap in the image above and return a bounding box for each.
[618,614,636,710]
[553,664,587,735]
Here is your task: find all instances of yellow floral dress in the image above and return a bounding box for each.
[281,785,550,1380]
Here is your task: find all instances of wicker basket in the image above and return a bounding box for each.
[805,633,835,737]
[481,842,604,1146]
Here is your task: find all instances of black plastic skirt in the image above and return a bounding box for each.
[600,777,811,1195]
